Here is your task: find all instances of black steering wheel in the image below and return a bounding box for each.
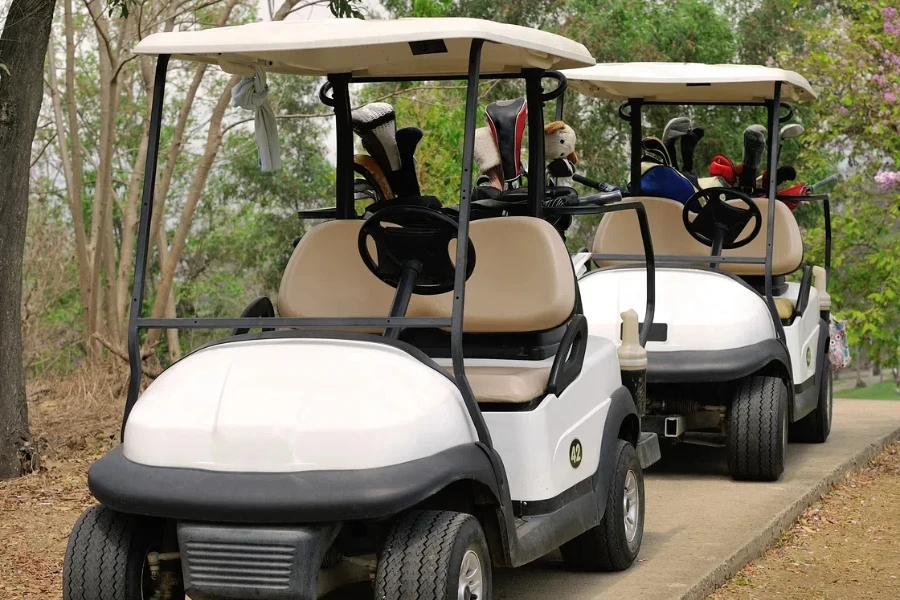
[682,187,762,250]
[358,205,475,296]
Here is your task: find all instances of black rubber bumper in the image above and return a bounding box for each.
[647,339,791,384]
[89,444,499,523]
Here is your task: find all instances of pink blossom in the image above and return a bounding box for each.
[885,91,898,103]
[887,22,900,36]
[839,106,850,116]
[875,171,900,190]
[875,74,888,86]
[884,7,898,21]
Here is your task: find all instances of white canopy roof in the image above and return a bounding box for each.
[562,62,816,103]
[134,18,595,77]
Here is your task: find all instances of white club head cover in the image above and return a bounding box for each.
[544,121,578,163]
[473,127,501,174]
[351,102,401,172]
[231,64,281,172]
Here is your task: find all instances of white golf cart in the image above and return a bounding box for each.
[63,19,662,600]
[560,63,833,481]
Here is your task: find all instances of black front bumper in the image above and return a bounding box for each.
[89,444,498,523]
[178,521,339,600]
[647,339,790,384]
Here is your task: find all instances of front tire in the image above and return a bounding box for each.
[560,440,644,572]
[727,376,788,481]
[375,510,491,600]
[790,363,833,443]
[63,505,181,600]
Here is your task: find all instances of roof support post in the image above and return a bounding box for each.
[765,82,787,344]
[330,73,354,219]
[524,69,546,218]
[122,54,170,438]
[452,39,493,449]
[629,98,643,195]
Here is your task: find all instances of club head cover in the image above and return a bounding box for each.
[709,155,738,184]
[545,121,578,164]
[485,97,527,188]
[388,126,423,197]
[474,126,501,173]
[740,124,767,189]
[680,126,704,174]
[351,102,400,175]
[662,116,691,170]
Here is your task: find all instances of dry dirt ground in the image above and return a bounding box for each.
[709,440,900,600]
[2,371,899,600]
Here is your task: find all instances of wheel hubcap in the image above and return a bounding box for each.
[623,470,640,544]
[458,550,483,600]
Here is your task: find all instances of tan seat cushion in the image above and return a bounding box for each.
[279,216,575,333]
[443,365,551,403]
[592,196,803,276]
[774,297,795,320]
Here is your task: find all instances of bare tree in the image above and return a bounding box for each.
[0,0,57,479]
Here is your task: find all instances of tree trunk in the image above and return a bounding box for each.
[0,0,57,479]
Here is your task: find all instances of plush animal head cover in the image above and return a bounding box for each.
[545,121,578,164]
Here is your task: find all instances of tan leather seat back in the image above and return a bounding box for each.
[592,196,803,276]
[279,216,575,333]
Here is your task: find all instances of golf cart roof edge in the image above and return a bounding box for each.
[133,18,596,76]
[561,62,816,102]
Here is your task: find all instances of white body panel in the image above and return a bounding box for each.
[781,282,821,384]
[580,268,776,352]
[124,338,477,472]
[474,337,622,502]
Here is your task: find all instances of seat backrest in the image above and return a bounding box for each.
[279,216,575,333]
[591,196,803,276]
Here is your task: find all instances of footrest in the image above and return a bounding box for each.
[637,431,661,469]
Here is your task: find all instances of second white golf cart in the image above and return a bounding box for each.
[62,19,661,600]
[561,63,834,481]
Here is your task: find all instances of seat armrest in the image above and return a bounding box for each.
[545,315,588,396]
[231,296,275,336]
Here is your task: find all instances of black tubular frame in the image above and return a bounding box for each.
[616,86,807,345]
[122,42,569,453]
[123,54,169,434]
[524,69,546,217]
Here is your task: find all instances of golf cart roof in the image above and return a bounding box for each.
[561,62,816,103]
[134,18,595,77]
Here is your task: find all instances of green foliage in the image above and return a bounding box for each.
[779,0,900,366]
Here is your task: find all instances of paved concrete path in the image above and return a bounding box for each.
[493,399,900,600]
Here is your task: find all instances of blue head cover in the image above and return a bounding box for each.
[633,165,696,204]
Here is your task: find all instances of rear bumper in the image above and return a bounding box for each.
[89,444,498,523]
[647,339,790,384]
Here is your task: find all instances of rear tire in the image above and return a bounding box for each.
[790,364,833,443]
[63,505,180,600]
[727,376,788,481]
[560,440,644,572]
[375,510,491,600]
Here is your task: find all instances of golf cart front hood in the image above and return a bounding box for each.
[580,267,776,351]
[123,337,477,472]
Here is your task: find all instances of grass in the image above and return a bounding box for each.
[835,380,900,400]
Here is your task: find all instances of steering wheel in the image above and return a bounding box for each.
[358,205,475,296]
[682,187,762,250]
